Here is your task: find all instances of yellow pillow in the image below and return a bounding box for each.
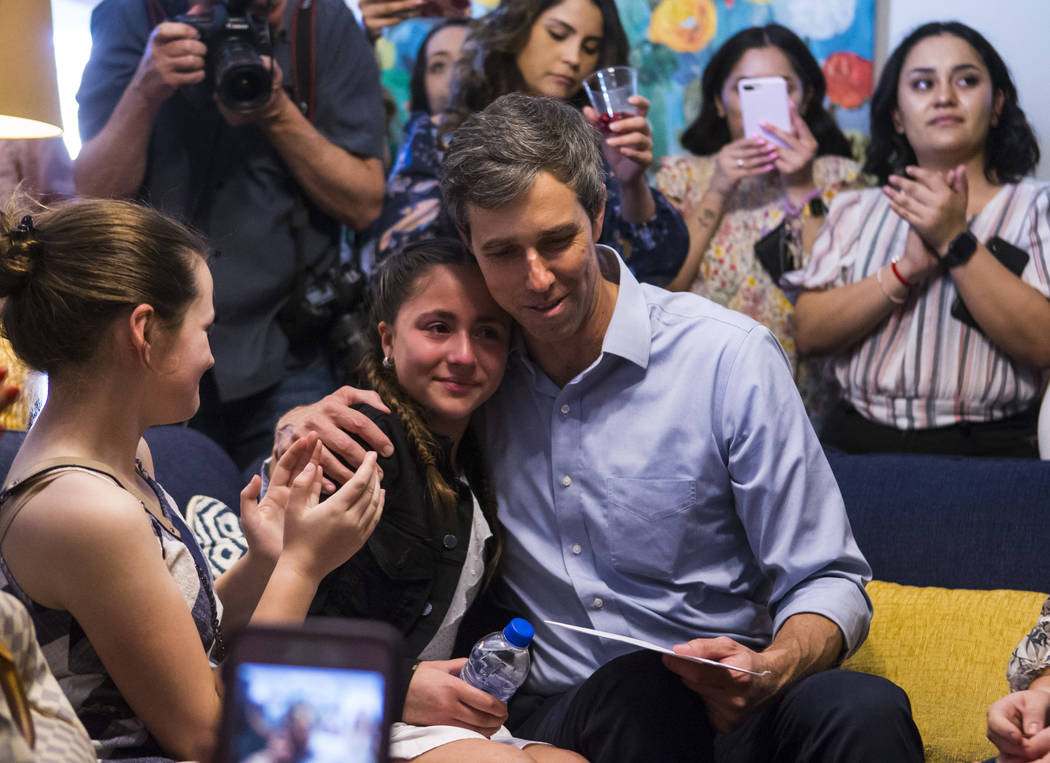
[844,580,1048,763]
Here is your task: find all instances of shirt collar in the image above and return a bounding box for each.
[596,245,651,370]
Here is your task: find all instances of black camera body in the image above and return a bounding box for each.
[279,260,372,376]
[174,0,273,113]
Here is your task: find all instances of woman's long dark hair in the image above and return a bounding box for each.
[409,19,471,114]
[358,237,504,583]
[680,24,852,160]
[448,0,629,124]
[864,21,1039,185]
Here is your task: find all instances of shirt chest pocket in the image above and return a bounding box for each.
[603,477,696,580]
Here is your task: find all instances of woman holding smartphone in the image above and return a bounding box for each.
[361,0,687,287]
[0,198,384,760]
[309,238,584,762]
[786,22,1049,457]
[657,24,860,424]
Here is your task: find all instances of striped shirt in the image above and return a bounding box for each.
[784,181,1050,430]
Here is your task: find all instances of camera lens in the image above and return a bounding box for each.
[215,39,271,112]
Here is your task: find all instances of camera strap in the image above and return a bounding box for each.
[145,0,168,27]
[290,0,317,120]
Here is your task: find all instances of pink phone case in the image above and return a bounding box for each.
[738,77,791,149]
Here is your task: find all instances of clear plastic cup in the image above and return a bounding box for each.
[583,66,639,133]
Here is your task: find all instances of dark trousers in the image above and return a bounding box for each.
[509,651,923,763]
[822,401,1039,458]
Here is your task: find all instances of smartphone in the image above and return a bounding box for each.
[419,0,471,19]
[215,619,402,763]
[738,76,792,149]
[951,236,1030,330]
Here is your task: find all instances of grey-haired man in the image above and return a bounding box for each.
[273,93,923,762]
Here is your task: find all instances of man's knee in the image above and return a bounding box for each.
[770,669,922,762]
[546,651,714,762]
[786,669,913,724]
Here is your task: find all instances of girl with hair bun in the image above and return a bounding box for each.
[0,197,385,760]
[788,21,1050,457]
[308,237,583,762]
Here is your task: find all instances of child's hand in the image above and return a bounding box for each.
[280,449,385,581]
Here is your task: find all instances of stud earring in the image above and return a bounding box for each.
[382,356,394,369]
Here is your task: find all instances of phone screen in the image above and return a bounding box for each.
[738,77,791,149]
[226,662,387,763]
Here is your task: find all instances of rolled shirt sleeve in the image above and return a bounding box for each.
[720,324,873,654]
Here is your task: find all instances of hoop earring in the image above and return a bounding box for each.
[382,356,394,370]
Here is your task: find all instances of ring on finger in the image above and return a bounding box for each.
[736,158,744,168]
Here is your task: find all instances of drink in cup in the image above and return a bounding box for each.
[583,66,638,134]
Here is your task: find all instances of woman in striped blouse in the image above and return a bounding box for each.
[787,22,1049,457]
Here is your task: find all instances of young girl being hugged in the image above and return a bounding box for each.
[308,238,585,762]
[0,198,384,761]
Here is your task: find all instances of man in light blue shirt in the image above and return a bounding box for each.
[274,94,923,761]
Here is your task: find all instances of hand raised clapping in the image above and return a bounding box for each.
[884,164,969,258]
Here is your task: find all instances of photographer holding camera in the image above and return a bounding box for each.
[74,0,386,467]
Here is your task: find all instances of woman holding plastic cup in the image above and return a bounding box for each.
[656,24,860,425]
[361,0,688,287]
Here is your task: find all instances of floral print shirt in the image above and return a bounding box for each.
[1009,597,1050,691]
[657,153,861,424]
[360,112,689,285]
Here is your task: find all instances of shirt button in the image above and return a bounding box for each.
[593,597,604,609]
[561,475,572,487]
[560,404,570,415]
[571,543,582,555]
[443,534,457,549]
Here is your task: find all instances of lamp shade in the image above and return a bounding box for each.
[0,0,63,138]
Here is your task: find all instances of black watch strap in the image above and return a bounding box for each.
[943,231,978,268]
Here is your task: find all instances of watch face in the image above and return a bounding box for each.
[947,232,977,267]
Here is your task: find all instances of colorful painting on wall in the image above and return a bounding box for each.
[374,0,875,163]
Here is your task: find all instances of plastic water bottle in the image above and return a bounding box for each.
[459,618,534,701]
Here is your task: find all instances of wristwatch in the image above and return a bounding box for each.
[942,231,978,268]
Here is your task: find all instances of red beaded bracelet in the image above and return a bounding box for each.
[890,258,912,288]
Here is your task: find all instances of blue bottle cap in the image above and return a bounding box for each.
[503,618,534,648]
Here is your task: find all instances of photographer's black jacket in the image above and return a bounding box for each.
[309,404,494,718]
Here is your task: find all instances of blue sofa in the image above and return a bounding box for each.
[2,427,1046,760]
[0,424,246,512]
[824,448,1050,762]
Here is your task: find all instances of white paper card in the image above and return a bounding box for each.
[544,620,770,676]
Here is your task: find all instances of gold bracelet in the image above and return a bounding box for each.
[876,266,907,305]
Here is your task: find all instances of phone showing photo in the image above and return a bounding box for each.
[215,619,402,763]
[738,76,792,149]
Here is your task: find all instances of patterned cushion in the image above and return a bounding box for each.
[184,495,248,577]
[0,592,95,762]
[843,580,1047,763]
